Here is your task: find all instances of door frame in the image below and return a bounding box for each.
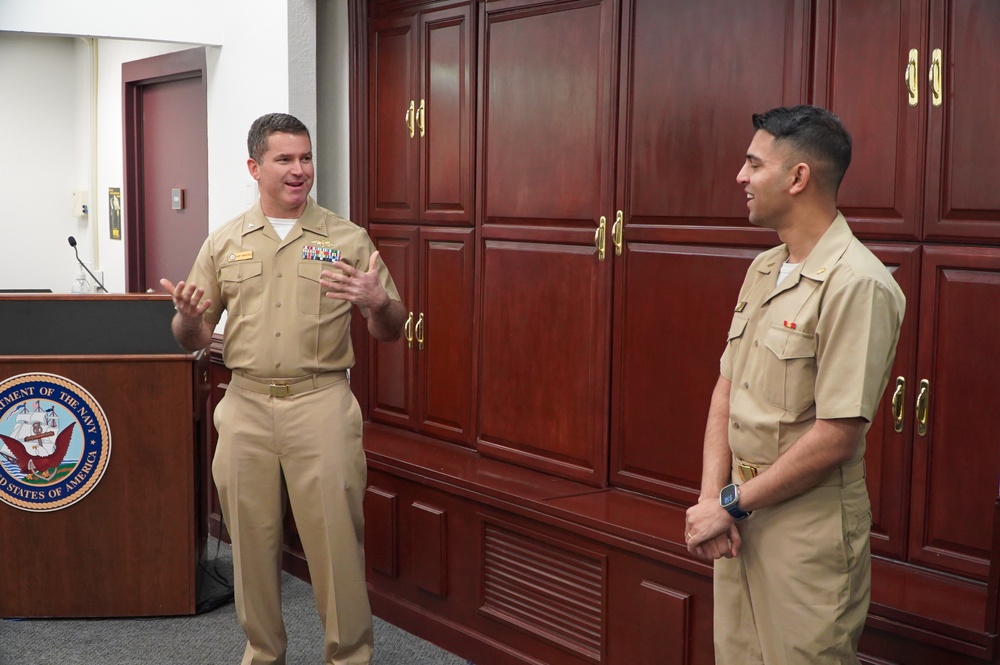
[122,47,208,293]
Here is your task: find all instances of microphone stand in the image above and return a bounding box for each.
[68,237,109,293]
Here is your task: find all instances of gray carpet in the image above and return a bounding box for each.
[0,540,469,665]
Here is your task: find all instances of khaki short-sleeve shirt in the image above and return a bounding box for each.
[186,198,401,377]
[720,213,905,465]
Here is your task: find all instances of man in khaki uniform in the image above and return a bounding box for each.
[684,106,905,664]
[161,113,406,665]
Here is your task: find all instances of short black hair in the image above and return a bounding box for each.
[752,105,852,194]
[247,113,311,163]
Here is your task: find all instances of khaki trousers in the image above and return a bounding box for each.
[213,375,373,665]
[713,479,872,665]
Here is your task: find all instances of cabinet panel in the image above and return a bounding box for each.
[609,244,761,503]
[909,246,1000,579]
[370,225,419,429]
[479,0,617,228]
[923,0,1000,242]
[420,3,475,224]
[418,227,475,444]
[815,0,923,240]
[370,15,419,221]
[864,243,921,559]
[478,239,610,486]
[619,0,810,229]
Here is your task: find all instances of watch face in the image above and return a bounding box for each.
[720,484,739,507]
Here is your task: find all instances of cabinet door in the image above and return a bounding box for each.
[813,0,925,240]
[908,246,1000,580]
[864,243,921,559]
[616,0,810,241]
[370,224,419,429]
[418,3,475,225]
[475,0,618,486]
[922,0,1000,242]
[609,244,760,503]
[417,227,475,445]
[370,13,419,222]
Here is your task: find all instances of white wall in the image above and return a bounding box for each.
[0,0,346,294]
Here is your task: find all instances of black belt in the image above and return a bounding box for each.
[229,370,347,398]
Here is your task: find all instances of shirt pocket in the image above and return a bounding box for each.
[220,261,263,317]
[297,261,337,315]
[763,324,817,412]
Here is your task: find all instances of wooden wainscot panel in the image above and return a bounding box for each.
[365,486,400,578]
[607,549,714,665]
[479,516,607,663]
[410,500,448,597]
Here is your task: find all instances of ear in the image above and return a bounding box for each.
[788,162,810,195]
[247,158,260,181]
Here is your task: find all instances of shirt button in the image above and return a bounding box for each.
[276,302,282,308]
[275,362,281,369]
[275,332,281,337]
[277,272,283,278]
[743,382,749,389]
[754,340,759,347]
[733,422,741,430]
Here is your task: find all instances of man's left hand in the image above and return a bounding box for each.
[320,251,390,312]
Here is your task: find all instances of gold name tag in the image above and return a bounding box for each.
[228,251,253,262]
[734,301,747,312]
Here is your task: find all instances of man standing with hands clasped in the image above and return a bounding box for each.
[161,113,406,665]
[684,106,905,664]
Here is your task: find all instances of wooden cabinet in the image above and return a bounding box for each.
[816,0,1000,243]
[370,224,476,446]
[354,0,1000,662]
[368,1,475,225]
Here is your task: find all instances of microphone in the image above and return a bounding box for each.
[67,236,109,293]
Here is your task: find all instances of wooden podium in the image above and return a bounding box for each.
[0,294,208,617]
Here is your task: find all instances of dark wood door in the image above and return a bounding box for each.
[370,13,419,222]
[922,0,1000,243]
[813,0,925,241]
[608,0,812,503]
[908,245,1000,580]
[475,0,618,486]
[609,244,760,504]
[418,3,475,225]
[123,48,209,294]
[370,224,419,429]
[864,243,921,560]
[417,227,475,445]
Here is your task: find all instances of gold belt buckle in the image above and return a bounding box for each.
[737,462,759,483]
[269,382,291,398]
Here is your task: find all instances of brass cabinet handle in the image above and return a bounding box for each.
[612,210,623,256]
[929,48,943,107]
[905,48,919,107]
[915,379,930,437]
[404,311,414,349]
[417,99,425,137]
[891,377,906,433]
[595,216,607,262]
[415,312,425,350]
[405,100,416,138]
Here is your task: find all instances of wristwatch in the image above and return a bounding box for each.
[720,483,751,521]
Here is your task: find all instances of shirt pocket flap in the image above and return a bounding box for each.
[727,315,749,341]
[298,261,325,284]
[220,260,262,283]
[765,325,816,360]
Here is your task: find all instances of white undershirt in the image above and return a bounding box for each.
[776,261,799,286]
[267,217,297,241]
